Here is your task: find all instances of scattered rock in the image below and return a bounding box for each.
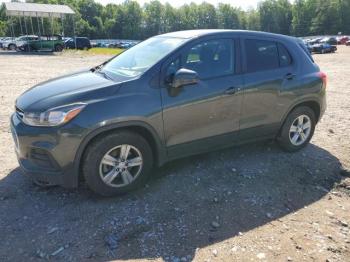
[211,221,220,228]
[238,232,243,236]
[257,253,266,259]
[331,191,342,197]
[232,168,237,172]
[339,220,348,227]
[135,216,146,225]
[326,210,334,216]
[180,257,187,262]
[296,245,302,250]
[213,197,219,203]
[36,250,46,259]
[328,129,335,134]
[47,227,58,234]
[287,256,293,261]
[51,246,64,257]
[266,212,273,218]
[105,234,118,249]
[212,249,218,256]
[339,168,350,177]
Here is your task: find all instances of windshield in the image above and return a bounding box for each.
[102,36,186,78]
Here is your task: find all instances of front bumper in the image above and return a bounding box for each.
[10,113,83,188]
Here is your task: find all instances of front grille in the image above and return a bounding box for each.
[15,106,24,119]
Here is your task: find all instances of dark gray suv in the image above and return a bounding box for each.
[11,30,327,196]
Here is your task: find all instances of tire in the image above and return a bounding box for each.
[54,44,63,52]
[82,131,153,196]
[277,106,316,152]
[23,45,30,52]
[8,44,16,51]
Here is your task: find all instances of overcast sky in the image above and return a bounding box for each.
[0,0,261,10]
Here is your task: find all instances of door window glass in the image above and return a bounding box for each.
[278,43,292,67]
[245,39,279,73]
[184,39,234,79]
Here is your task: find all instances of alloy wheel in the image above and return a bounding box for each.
[99,144,143,187]
[289,114,312,146]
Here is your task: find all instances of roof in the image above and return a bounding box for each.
[4,2,75,18]
[159,29,296,41]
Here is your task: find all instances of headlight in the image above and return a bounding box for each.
[22,103,86,127]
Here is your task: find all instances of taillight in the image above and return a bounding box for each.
[318,71,327,88]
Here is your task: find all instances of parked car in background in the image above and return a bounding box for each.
[2,36,22,50]
[312,43,337,53]
[14,35,39,50]
[0,37,13,48]
[18,35,64,52]
[320,37,337,45]
[309,38,322,45]
[337,36,349,45]
[11,30,327,196]
[65,37,91,50]
[346,40,350,46]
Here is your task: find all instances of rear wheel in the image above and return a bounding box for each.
[82,131,153,196]
[277,106,316,152]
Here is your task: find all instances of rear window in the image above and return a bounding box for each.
[245,39,279,73]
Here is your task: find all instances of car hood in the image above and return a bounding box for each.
[16,70,124,112]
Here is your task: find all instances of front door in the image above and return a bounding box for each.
[160,38,244,158]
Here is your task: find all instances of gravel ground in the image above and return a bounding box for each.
[0,48,349,262]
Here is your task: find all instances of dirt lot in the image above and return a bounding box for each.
[0,47,349,262]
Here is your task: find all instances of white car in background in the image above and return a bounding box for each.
[2,35,38,50]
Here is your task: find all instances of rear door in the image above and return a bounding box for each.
[240,37,296,139]
[160,37,244,158]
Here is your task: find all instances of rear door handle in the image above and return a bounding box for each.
[224,86,239,95]
[285,73,296,80]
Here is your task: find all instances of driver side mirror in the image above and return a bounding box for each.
[171,68,199,88]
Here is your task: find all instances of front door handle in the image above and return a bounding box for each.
[285,73,296,80]
[224,86,239,95]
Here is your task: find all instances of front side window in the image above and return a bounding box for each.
[183,39,234,79]
[245,39,279,73]
[103,36,186,79]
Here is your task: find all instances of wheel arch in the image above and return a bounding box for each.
[73,121,166,184]
[278,99,321,134]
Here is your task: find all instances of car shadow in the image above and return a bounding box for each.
[0,141,346,261]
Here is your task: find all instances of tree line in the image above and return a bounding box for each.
[0,0,349,39]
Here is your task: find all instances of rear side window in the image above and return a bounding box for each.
[278,43,292,67]
[245,39,279,73]
[299,42,314,62]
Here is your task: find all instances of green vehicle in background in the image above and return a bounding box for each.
[18,35,64,52]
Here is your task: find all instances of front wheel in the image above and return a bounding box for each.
[82,131,153,196]
[8,44,16,51]
[277,106,316,152]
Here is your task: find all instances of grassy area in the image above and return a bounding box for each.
[62,47,124,56]
[88,47,124,55]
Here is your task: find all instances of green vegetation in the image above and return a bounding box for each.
[1,0,349,39]
[88,47,124,55]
